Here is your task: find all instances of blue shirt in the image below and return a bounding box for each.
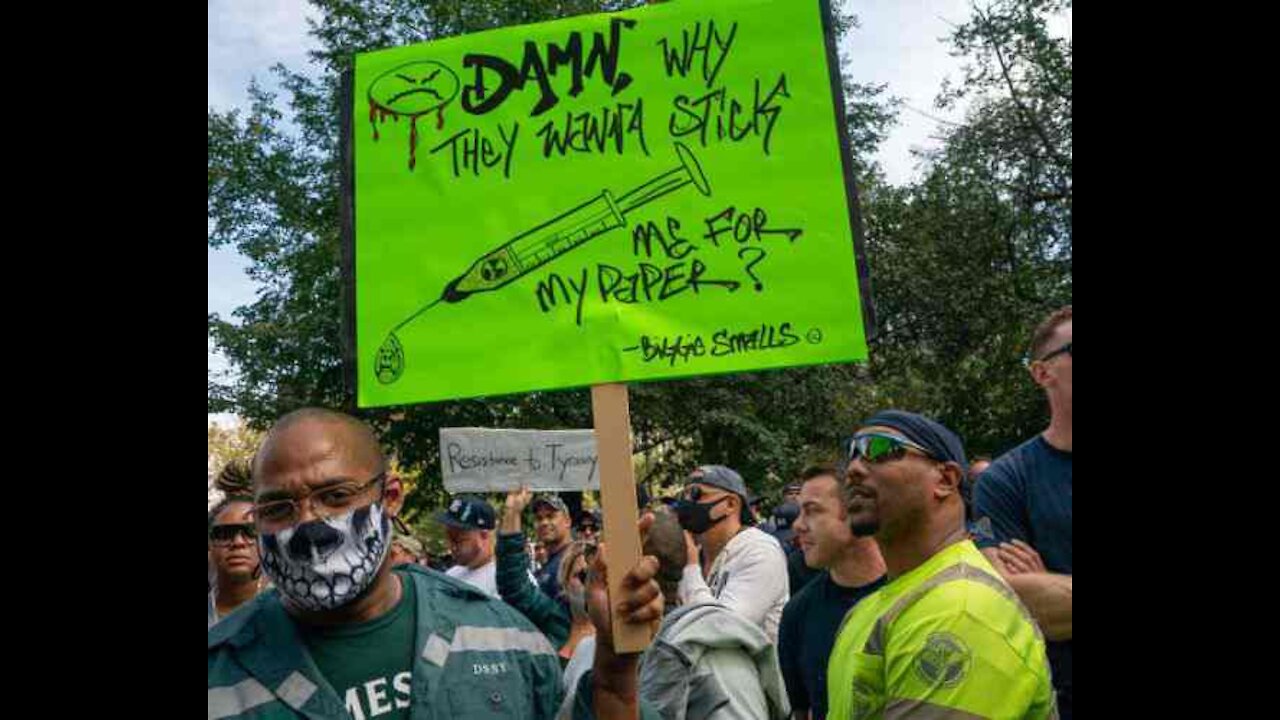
[536,543,568,601]
[972,433,1072,716]
[777,571,886,720]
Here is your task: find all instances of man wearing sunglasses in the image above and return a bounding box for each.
[675,465,789,644]
[576,509,601,543]
[209,408,664,720]
[972,306,1073,718]
[828,410,1057,720]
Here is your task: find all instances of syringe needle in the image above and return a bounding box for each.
[392,297,442,333]
[615,143,711,216]
[614,168,688,214]
[375,143,714,386]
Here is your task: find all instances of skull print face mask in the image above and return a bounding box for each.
[258,501,392,611]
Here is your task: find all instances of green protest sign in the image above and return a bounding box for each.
[349,0,869,408]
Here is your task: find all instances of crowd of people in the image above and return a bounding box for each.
[207,306,1071,719]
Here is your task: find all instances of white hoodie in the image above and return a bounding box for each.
[678,526,789,644]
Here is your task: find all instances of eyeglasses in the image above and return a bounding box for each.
[210,523,257,546]
[848,433,935,465]
[254,472,387,525]
[1038,342,1072,362]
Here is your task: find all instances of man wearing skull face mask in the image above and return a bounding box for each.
[209,409,663,720]
[675,465,789,644]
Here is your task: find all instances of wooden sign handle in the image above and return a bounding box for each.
[590,382,652,654]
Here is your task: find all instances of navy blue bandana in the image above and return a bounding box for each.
[859,410,968,473]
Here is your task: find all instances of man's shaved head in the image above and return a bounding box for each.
[253,408,386,486]
[249,409,405,616]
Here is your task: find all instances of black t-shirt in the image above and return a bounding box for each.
[777,571,886,720]
[973,433,1072,715]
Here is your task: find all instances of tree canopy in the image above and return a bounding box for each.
[209,0,1071,513]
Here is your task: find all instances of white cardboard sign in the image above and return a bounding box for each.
[439,427,599,493]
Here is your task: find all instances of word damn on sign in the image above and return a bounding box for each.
[462,18,637,117]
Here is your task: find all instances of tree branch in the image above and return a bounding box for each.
[978,8,1071,173]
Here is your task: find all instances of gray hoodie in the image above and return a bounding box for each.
[639,602,790,720]
[556,601,790,720]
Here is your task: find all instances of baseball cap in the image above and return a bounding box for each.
[434,495,496,531]
[687,465,755,525]
[687,465,750,500]
[532,494,570,516]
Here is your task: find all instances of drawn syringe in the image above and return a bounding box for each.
[375,142,712,384]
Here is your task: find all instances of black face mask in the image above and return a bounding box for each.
[675,496,730,535]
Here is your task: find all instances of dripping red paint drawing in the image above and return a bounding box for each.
[366,60,461,170]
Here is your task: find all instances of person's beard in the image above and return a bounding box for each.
[452,546,475,568]
[843,486,879,538]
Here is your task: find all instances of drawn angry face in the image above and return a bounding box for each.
[367,61,461,170]
[368,60,460,117]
